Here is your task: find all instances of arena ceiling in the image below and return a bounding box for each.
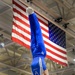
[0,0,75,75]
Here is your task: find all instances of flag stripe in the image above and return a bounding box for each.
[46,48,67,60]
[45,43,67,58]
[12,0,67,66]
[46,55,67,66]
[44,40,66,54]
[13,16,29,28]
[47,52,67,63]
[13,21,30,35]
[12,33,30,45]
[36,13,48,25]
[12,37,30,49]
[12,29,30,41]
[12,33,30,46]
[13,0,26,12]
[13,8,28,20]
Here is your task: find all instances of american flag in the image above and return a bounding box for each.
[12,0,68,66]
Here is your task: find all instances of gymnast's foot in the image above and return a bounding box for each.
[26,7,34,15]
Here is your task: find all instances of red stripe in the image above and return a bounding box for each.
[38,18,48,26]
[12,29,30,42]
[46,55,67,66]
[36,12,48,21]
[12,37,30,49]
[46,48,67,60]
[42,34,49,39]
[13,15,29,27]
[13,8,28,20]
[13,0,26,12]
[41,26,48,34]
[13,21,30,35]
[44,40,66,54]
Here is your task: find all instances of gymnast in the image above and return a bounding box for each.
[26,7,49,75]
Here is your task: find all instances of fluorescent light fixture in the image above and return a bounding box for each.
[73,59,75,61]
[0,43,4,48]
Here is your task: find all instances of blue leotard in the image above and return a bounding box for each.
[28,13,47,75]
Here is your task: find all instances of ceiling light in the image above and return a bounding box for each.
[73,59,75,61]
[0,42,4,48]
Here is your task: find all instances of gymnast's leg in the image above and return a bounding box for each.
[29,10,46,57]
[26,7,49,75]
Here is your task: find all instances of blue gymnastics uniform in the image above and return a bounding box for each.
[28,13,47,75]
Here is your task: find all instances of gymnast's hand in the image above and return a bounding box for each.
[26,7,34,15]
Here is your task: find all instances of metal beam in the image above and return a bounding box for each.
[56,2,62,16]
[67,46,75,52]
[47,2,57,8]
[1,56,18,63]
[0,0,12,8]
[5,48,14,66]
[0,62,31,75]
[0,31,11,40]
[16,61,30,67]
[67,17,75,21]
[0,67,10,72]
[0,6,10,15]
[54,0,75,21]
[54,0,68,8]
[32,0,59,18]
[49,65,75,74]
[5,42,15,47]
[0,49,30,63]
[0,62,75,74]
[63,0,73,9]
[0,61,30,72]
[0,51,6,55]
